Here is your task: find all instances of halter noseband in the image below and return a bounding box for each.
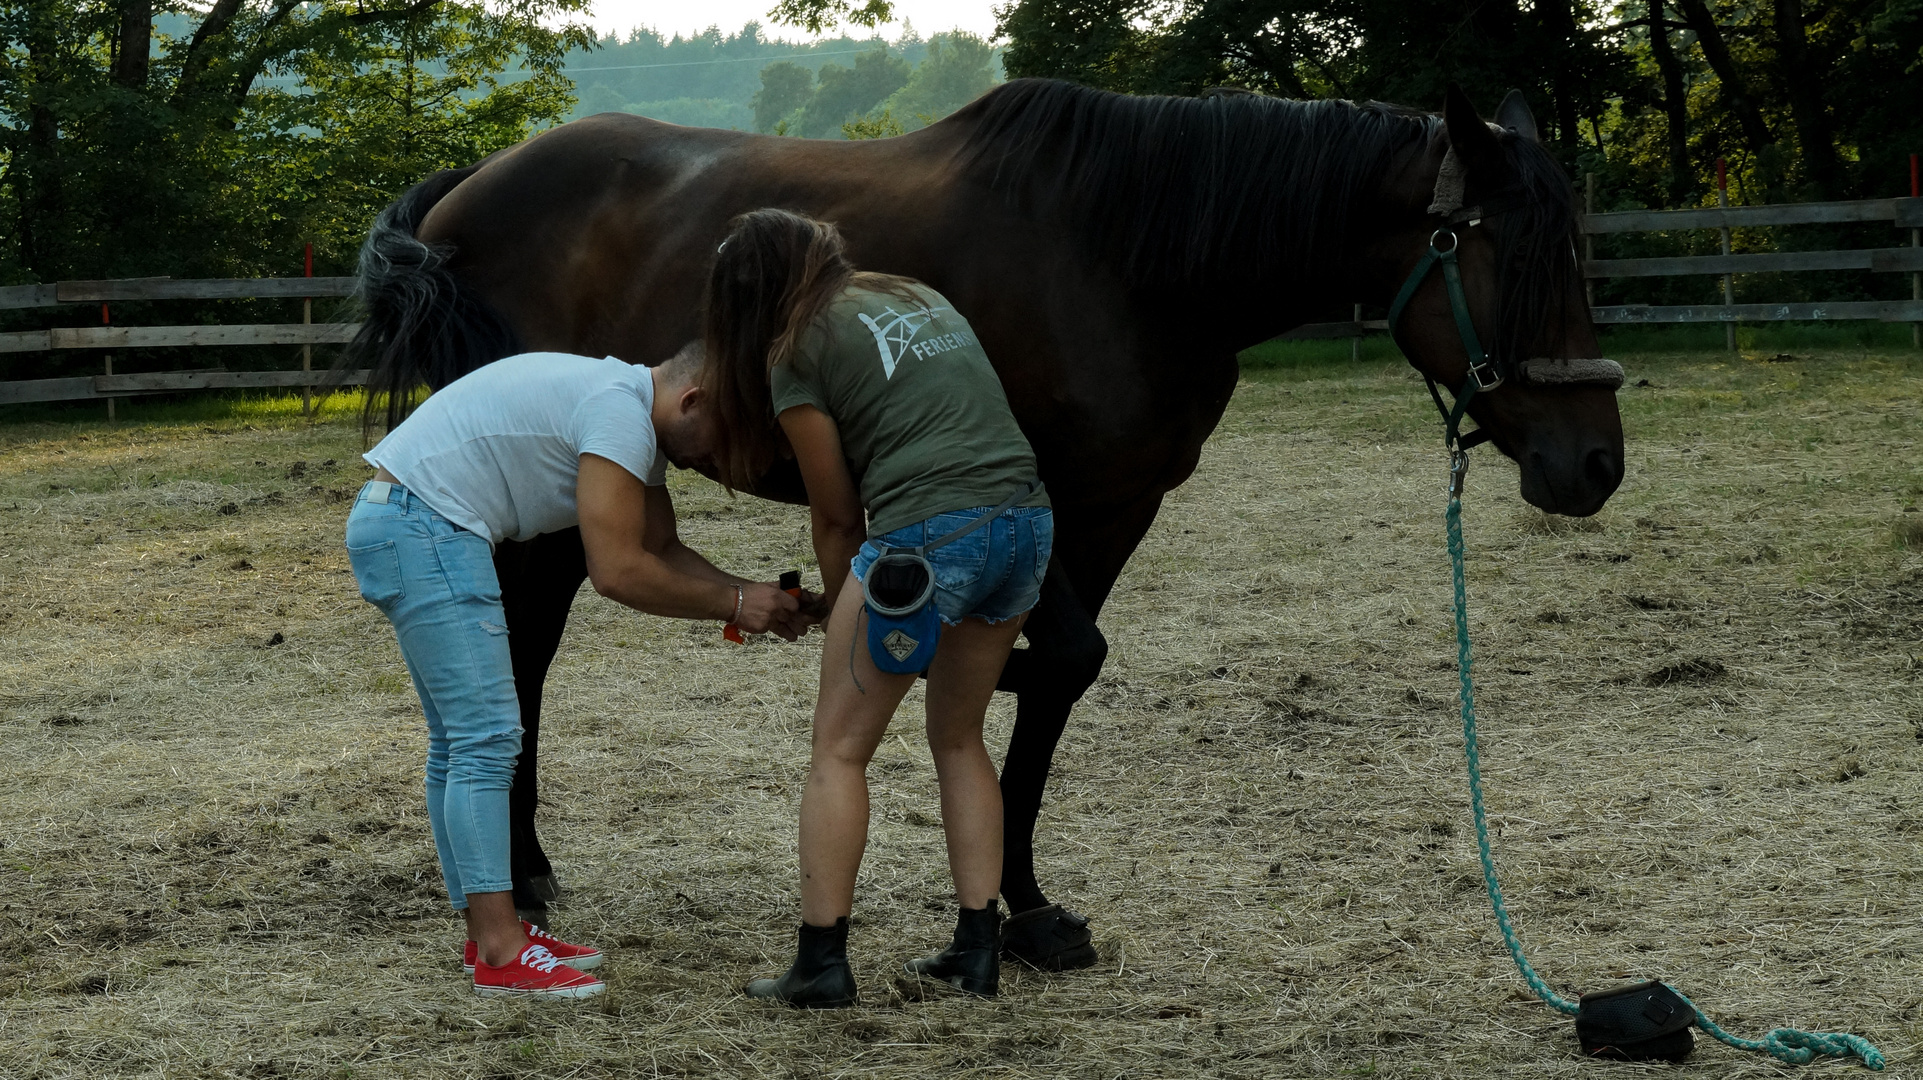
[1385,154,1624,474]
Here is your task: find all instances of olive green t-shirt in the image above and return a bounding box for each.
[770,281,1048,537]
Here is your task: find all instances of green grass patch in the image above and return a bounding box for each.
[1238,334,1404,372]
[0,388,368,444]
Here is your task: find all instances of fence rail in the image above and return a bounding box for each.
[1276,192,1923,343]
[0,275,361,409]
[3,205,1917,412]
[0,277,356,309]
[1581,196,1923,234]
[0,369,372,406]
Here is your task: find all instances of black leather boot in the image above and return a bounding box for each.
[904,903,1002,996]
[1002,903,1097,970]
[744,918,858,1008]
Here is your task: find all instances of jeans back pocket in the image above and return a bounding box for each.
[926,520,990,594]
[348,540,404,607]
[434,531,503,607]
[1027,510,1055,583]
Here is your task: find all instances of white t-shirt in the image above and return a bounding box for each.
[365,353,668,546]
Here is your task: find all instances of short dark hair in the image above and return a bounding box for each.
[656,340,703,383]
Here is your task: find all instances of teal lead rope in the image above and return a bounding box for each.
[1443,463,1886,1070]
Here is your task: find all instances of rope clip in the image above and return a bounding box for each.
[1448,448,1470,499]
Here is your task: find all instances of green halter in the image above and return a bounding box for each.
[1385,221,1500,496]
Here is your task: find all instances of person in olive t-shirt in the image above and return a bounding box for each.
[768,282,1050,536]
[701,209,1053,1008]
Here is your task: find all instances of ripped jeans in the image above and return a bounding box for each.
[346,481,520,910]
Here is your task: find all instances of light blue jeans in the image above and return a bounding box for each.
[346,481,519,910]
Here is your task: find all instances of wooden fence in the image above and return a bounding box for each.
[0,276,364,409]
[4,192,1919,413]
[1275,189,1923,350]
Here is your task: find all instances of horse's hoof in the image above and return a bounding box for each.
[516,906,549,930]
[1001,904,1097,971]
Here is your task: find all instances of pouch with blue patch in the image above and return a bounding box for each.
[857,481,1036,676]
[862,551,942,674]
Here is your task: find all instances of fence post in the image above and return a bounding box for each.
[1717,158,1735,351]
[1351,303,1362,362]
[102,302,115,421]
[1584,172,1596,307]
[1911,154,1919,350]
[302,243,315,417]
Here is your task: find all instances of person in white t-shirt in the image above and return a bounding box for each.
[346,344,809,998]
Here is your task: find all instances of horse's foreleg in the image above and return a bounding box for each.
[995,557,1108,970]
[495,528,589,924]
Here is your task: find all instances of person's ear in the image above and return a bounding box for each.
[676,383,704,415]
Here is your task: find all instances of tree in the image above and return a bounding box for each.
[880,31,998,129]
[795,46,910,137]
[842,108,904,138]
[0,0,589,288]
[765,0,895,35]
[753,60,815,132]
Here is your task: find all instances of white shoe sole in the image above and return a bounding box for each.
[464,952,603,975]
[473,979,605,999]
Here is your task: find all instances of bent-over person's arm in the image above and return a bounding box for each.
[577,454,800,637]
[640,484,748,586]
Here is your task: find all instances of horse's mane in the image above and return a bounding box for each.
[954,78,1580,358]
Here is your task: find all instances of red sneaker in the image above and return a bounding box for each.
[473,943,605,998]
[464,921,604,973]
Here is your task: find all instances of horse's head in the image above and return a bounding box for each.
[1373,86,1623,517]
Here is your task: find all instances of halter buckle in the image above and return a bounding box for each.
[1467,358,1505,392]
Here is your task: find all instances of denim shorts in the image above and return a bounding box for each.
[851,505,1053,626]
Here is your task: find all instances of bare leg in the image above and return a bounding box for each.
[798,583,917,926]
[463,891,531,967]
[924,613,1026,909]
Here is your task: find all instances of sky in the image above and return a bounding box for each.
[584,0,1002,42]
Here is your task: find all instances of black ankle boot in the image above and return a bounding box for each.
[904,903,1001,996]
[745,918,858,1008]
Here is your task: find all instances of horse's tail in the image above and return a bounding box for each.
[345,165,521,436]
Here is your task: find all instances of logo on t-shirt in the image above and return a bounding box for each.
[857,305,976,380]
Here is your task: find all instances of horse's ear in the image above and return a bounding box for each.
[1496,89,1539,142]
[1443,83,1503,180]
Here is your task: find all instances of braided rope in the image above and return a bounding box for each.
[1444,489,1886,1070]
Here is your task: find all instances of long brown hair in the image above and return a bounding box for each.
[700,208,914,491]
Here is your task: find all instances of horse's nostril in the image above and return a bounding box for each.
[1584,447,1622,492]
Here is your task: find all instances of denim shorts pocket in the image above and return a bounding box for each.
[1028,511,1055,583]
[927,524,990,594]
[348,541,404,607]
[434,531,502,606]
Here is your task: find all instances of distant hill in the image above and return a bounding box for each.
[562,22,1002,136]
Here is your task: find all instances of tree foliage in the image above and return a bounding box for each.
[795,44,910,136]
[995,0,1923,206]
[0,0,589,287]
[752,33,998,136]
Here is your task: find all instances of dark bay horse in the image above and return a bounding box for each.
[347,78,1624,969]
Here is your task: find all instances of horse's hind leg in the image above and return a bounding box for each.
[995,557,1108,970]
[494,528,589,925]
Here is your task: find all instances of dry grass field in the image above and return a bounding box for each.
[1,348,1919,1079]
